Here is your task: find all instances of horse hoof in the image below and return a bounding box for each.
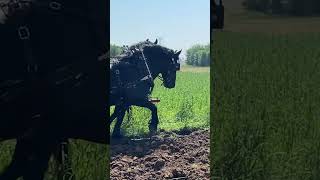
[149,131,156,137]
[149,125,157,136]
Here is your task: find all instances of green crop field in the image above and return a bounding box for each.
[211,31,320,179]
[111,66,210,137]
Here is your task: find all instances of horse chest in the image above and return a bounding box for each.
[110,65,151,102]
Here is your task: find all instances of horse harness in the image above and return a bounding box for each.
[0,0,99,82]
[110,48,155,95]
[1,0,35,78]
[0,0,102,173]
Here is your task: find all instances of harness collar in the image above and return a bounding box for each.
[111,48,154,93]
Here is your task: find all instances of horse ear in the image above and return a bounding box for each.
[154,39,158,44]
[175,49,182,56]
[146,38,149,42]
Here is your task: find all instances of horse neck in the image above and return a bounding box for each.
[145,56,162,79]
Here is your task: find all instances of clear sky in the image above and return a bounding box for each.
[110,0,210,57]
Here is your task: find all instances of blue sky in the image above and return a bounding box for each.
[111,0,209,57]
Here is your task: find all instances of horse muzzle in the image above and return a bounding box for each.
[163,76,176,88]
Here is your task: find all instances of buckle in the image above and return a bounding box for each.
[49,1,62,11]
[18,26,30,40]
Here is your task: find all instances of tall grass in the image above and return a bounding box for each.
[211,32,320,179]
[0,140,109,180]
[112,69,210,137]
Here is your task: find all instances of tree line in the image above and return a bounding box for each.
[186,44,210,67]
[110,43,210,67]
[110,44,122,57]
[243,0,320,16]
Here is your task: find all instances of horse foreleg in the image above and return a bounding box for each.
[134,101,158,135]
[109,105,122,125]
[22,127,59,180]
[0,136,55,180]
[146,102,158,135]
[23,138,59,180]
[112,106,126,138]
[109,111,117,124]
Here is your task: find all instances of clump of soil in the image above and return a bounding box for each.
[110,129,209,180]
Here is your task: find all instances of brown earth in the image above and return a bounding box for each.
[110,129,209,180]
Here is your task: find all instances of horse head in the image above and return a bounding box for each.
[160,49,181,88]
[128,40,181,88]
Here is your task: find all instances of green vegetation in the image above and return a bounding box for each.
[211,31,320,179]
[186,44,210,67]
[111,66,210,137]
[0,140,108,180]
[110,44,122,57]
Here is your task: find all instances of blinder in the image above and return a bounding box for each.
[175,58,180,71]
[170,57,180,71]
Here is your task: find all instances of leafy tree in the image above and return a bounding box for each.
[186,44,210,67]
[110,44,122,57]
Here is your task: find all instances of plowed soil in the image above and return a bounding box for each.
[110,129,209,180]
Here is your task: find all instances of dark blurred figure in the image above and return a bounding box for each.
[211,0,224,29]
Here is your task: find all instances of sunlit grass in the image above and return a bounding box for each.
[0,140,109,180]
[211,31,320,179]
[111,69,210,137]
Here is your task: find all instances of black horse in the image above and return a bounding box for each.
[109,39,181,137]
[0,0,108,179]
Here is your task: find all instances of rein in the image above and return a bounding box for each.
[111,48,156,93]
[111,46,180,92]
[139,47,154,91]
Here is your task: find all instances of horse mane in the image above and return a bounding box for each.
[110,40,174,66]
[129,40,174,56]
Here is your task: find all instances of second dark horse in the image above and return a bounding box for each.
[109,39,181,137]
